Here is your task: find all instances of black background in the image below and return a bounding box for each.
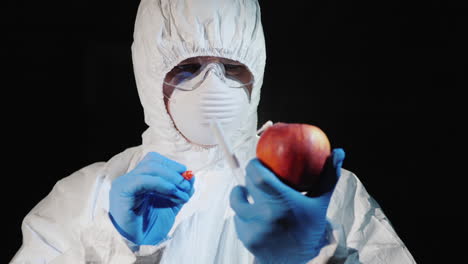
[3,0,465,263]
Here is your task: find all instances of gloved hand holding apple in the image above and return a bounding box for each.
[230,122,345,264]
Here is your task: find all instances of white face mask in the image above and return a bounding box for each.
[165,63,250,146]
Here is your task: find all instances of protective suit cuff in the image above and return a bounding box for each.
[79,209,137,263]
[110,215,171,255]
[306,223,348,264]
[120,234,171,254]
[108,212,139,248]
[134,237,171,257]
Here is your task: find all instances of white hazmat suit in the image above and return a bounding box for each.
[12,0,416,263]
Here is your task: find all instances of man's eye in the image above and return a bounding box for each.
[224,64,243,71]
[176,64,201,73]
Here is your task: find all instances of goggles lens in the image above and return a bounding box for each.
[164,57,254,90]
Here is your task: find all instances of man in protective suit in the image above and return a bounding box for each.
[12,0,416,263]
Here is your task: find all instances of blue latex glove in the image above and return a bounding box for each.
[230,148,345,264]
[109,152,195,245]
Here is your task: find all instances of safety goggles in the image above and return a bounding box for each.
[163,57,254,91]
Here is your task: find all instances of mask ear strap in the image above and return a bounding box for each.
[162,90,175,103]
[245,87,251,103]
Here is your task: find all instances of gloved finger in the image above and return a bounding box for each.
[230,185,254,220]
[187,173,195,187]
[185,175,196,197]
[332,148,345,177]
[140,152,187,173]
[132,160,191,192]
[233,215,265,251]
[307,148,345,197]
[233,215,249,246]
[130,190,187,214]
[305,188,333,210]
[185,174,196,197]
[245,159,292,199]
[126,174,190,204]
[188,185,195,198]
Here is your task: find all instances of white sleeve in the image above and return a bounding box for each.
[11,219,62,263]
[306,170,416,264]
[61,209,168,264]
[10,162,168,264]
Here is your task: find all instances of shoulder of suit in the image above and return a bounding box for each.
[51,145,142,198]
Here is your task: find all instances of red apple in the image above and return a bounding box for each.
[256,123,331,191]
